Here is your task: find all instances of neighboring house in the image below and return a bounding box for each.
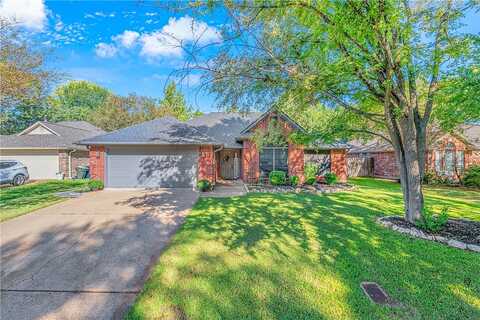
[78,110,348,188]
[347,124,480,179]
[0,121,104,179]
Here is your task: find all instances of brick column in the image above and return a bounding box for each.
[198,145,215,183]
[288,143,304,182]
[330,149,347,182]
[242,140,259,183]
[89,146,105,181]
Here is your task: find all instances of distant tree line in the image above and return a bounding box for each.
[0,19,199,134]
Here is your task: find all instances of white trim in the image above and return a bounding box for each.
[0,147,64,150]
[18,122,60,136]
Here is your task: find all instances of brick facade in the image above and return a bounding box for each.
[372,152,400,178]
[198,145,215,183]
[330,149,347,182]
[348,134,480,179]
[288,143,305,182]
[89,146,105,181]
[242,140,260,183]
[58,150,89,178]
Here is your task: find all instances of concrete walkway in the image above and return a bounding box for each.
[0,189,198,320]
[200,180,247,198]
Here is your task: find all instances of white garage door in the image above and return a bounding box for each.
[106,146,198,188]
[0,149,59,179]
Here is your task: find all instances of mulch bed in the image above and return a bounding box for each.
[383,216,480,246]
[247,183,355,194]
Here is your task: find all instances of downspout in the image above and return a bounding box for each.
[68,150,76,179]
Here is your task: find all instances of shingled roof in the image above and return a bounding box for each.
[187,112,261,148]
[77,117,220,145]
[1,121,104,150]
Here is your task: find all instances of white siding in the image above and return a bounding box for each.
[106,146,198,188]
[0,149,59,179]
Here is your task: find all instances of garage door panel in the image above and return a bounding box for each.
[106,146,198,188]
[0,150,58,179]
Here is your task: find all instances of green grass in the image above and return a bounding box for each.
[0,179,91,222]
[126,178,480,320]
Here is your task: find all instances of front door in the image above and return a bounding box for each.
[220,150,240,180]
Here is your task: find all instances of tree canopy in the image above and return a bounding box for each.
[48,80,112,122]
[184,0,478,222]
[0,19,60,134]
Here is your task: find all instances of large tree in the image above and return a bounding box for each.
[184,0,477,222]
[48,80,112,122]
[0,19,60,134]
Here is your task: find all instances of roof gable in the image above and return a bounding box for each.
[18,122,59,136]
[240,109,306,134]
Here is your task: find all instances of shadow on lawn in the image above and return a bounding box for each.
[132,189,480,319]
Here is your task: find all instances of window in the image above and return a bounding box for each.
[0,161,16,169]
[434,142,464,176]
[259,147,288,176]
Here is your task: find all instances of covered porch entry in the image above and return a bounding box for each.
[216,149,241,180]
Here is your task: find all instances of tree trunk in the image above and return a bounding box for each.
[386,108,424,223]
[416,121,428,183]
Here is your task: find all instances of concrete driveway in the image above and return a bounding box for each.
[0,188,198,320]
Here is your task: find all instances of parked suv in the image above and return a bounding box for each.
[0,160,29,186]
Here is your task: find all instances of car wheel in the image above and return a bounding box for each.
[12,174,26,186]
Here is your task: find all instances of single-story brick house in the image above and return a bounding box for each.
[347,124,480,179]
[78,110,348,188]
[0,121,104,179]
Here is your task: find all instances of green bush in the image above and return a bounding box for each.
[269,170,286,185]
[463,165,480,188]
[88,179,104,191]
[416,207,449,233]
[197,179,212,192]
[305,177,316,185]
[290,175,300,187]
[422,170,436,185]
[324,172,338,185]
[304,163,318,180]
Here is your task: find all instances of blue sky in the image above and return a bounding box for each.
[1,1,479,113]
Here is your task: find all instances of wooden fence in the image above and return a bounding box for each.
[347,155,374,177]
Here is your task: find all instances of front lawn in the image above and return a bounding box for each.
[0,179,91,222]
[126,178,479,320]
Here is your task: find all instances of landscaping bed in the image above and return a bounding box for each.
[378,216,480,252]
[246,182,355,194]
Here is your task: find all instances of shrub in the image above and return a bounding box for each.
[416,207,449,233]
[305,177,316,185]
[88,179,104,191]
[304,163,318,180]
[269,170,286,185]
[290,175,300,187]
[422,170,436,185]
[324,172,338,185]
[463,165,480,188]
[197,179,212,192]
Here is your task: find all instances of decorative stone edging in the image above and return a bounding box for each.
[246,184,356,194]
[377,217,480,253]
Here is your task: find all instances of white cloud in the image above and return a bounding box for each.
[0,0,47,31]
[139,16,221,58]
[145,12,158,16]
[95,42,118,58]
[84,13,95,19]
[54,21,63,31]
[112,30,139,48]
